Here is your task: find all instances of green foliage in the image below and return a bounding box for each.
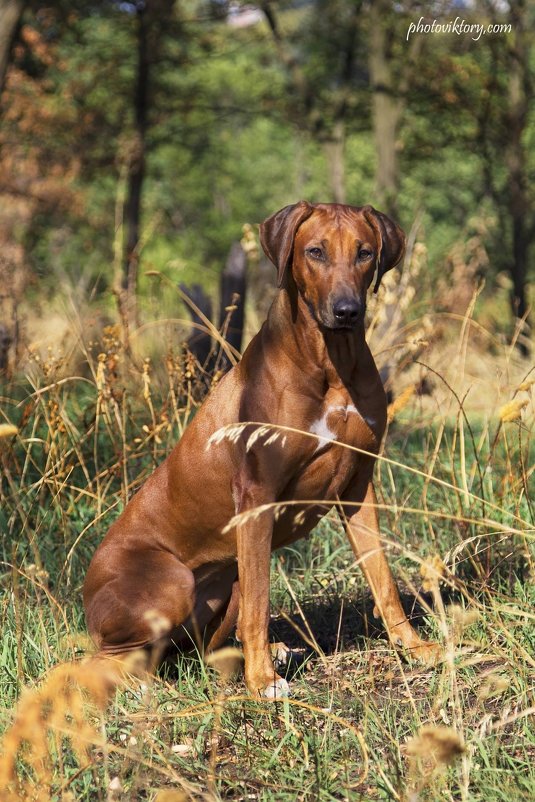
[3,0,532,307]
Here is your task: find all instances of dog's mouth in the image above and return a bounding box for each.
[322,321,358,332]
[317,314,361,333]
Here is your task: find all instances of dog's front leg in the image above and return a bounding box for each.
[340,474,440,664]
[232,475,288,698]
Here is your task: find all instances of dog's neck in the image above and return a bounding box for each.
[267,287,369,389]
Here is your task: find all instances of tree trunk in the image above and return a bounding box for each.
[0,0,26,372]
[368,0,402,218]
[121,4,149,338]
[0,322,11,374]
[0,0,25,96]
[505,0,531,354]
[324,119,346,203]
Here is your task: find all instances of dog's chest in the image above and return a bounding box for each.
[283,398,378,508]
[308,398,378,456]
[289,396,379,500]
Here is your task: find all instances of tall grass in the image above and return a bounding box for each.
[0,300,533,801]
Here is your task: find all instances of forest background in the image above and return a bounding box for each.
[0,1,533,801]
[0,0,533,358]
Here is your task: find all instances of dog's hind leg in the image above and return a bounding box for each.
[84,547,196,670]
[204,579,240,653]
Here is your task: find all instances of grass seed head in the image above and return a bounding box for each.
[108,775,123,798]
[0,423,18,439]
[205,647,244,681]
[154,791,189,802]
[241,222,259,262]
[447,604,479,639]
[142,356,152,401]
[478,672,509,700]
[120,649,151,679]
[406,725,465,764]
[420,555,446,591]
[499,398,529,422]
[0,660,112,800]
[387,384,416,423]
[143,608,172,640]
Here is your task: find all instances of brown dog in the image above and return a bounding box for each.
[83,202,437,698]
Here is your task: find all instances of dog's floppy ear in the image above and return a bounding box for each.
[362,206,406,293]
[260,201,314,287]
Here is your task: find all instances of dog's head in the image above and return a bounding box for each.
[259,202,405,331]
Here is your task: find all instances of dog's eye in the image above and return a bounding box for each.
[358,249,372,261]
[307,247,324,260]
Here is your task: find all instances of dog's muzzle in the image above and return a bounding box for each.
[324,296,363,330]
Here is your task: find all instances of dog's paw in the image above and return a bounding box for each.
[403,640,442,666]
[270,642,307,672]
[263,677,290,699]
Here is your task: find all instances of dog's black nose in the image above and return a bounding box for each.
[332,298,361,327]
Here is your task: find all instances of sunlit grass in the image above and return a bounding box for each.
[0,306,533,800]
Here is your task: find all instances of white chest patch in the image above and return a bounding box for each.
[309,414,336,452]
[310,404,365,453]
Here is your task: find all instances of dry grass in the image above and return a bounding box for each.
[0,276,533,800]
